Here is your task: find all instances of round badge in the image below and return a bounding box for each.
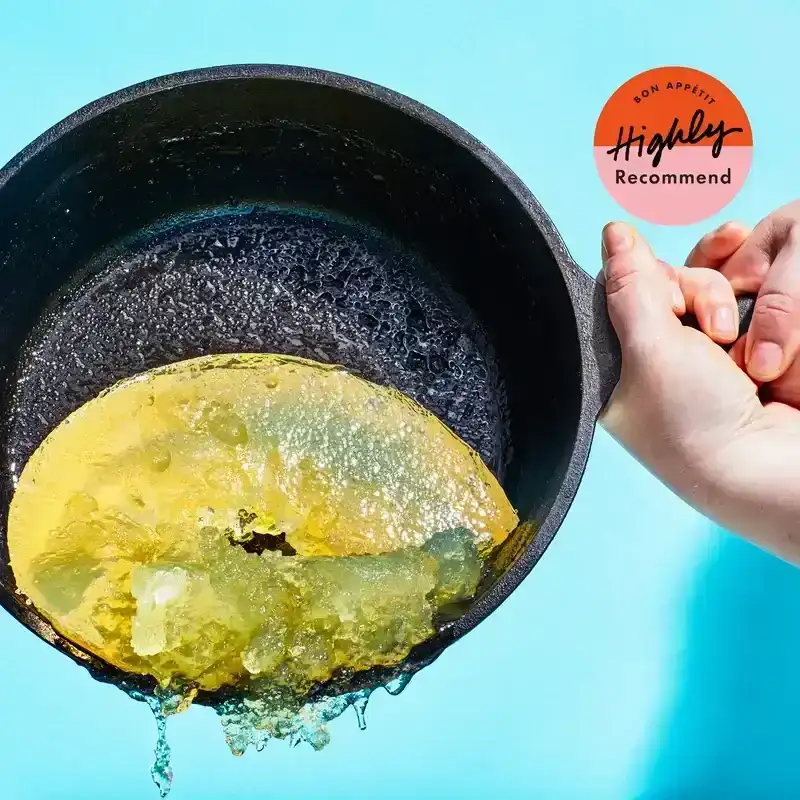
[594,66,753,225]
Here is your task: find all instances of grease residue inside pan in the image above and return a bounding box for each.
[7,206,510,483]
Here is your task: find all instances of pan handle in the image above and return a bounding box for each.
[566,262,757,418]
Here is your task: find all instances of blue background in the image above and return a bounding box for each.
[1,2,799,798]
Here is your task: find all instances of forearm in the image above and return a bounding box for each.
[699,466,800,566]
[606,415,800,566]
[677,432,800,566]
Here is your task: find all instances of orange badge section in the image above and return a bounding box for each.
[594,66,753,225]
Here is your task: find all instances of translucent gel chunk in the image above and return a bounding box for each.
[9,354,517,694]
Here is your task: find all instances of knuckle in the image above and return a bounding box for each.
[687,269,731,305]
[720,256,768,292]
[755,289,796,319]
[657,259,677,281]
[740,255,769,281]
[697,266,726,286]
[603,257,639,298]
[705,271,735,300]
[752,290,797,341]
[759,216,800,260]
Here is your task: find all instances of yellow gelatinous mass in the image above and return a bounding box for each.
[9,354,517,692]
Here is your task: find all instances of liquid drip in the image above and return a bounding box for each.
[129,690,181,797]
[129,669,413,792]
[150,706,172,797]
[353,694,370,731]
[216,686,376,755]
[384,672,413,696]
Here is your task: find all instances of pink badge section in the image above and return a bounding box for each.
[594,145,752,226]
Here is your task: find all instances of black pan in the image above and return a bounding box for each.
[0,65,755,704]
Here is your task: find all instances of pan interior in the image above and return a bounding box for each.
[8,205,508,482]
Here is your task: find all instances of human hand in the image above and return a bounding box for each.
[691,200,800,406]
[599,214,800,564]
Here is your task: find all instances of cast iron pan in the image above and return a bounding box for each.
[0,65,756,704]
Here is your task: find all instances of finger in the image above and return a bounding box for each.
[728,334,747,372]
[764,358,800,407]
[745,223,800,382]
[729,335,764,390]
[685,221,750,268]
[675,267,739,343]
[657,259,686,314]
[602,222,677,351]
[718,215,794,292]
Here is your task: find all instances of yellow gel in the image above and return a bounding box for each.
[9,354,517,692]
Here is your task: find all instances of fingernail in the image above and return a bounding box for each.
[602,223,633,275]
[713,220,745,237]
[748,341,783,381]
[712,306,736,337]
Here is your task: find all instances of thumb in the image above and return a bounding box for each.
[602,222,677,351]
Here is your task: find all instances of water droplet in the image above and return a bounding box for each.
[384,672,412,696]
[353,693,369,730]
